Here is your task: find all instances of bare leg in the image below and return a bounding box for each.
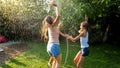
[55,54,62,68]
[52,54,62,68]
[77,56,85,68]
[52,57,56,68]
[48,56,53,66]
[74,51,82,65]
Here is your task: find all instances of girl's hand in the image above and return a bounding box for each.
[67,36,72,39]
[65,35,76,42]
[78,30,80,33]
[50,1,57,6]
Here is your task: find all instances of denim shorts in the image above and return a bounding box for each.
[81,47,90,56]
[47,43,61,57]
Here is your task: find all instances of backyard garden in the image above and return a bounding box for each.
[0,0,120,68]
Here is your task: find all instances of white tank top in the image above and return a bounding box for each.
[80,32,89,48]
[48,27,59,44]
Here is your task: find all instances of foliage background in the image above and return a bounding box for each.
[0,0,120,44]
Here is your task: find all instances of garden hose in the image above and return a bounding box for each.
[64,38,69,66]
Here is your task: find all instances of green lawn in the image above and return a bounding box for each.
[0,41,120,68]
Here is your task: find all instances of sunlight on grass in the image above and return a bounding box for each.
[4,57,48,68]
[0,41,120,68]
[0,42,49,68]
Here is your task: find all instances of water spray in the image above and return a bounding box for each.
[45,0,61,13]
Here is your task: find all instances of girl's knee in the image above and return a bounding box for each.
[74,58,76,61]
[56,54,62,64]
[74,57,78,63]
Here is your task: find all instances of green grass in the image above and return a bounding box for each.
[0,41,120,68]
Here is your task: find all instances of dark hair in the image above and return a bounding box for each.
[82,22,89,31]
[46,16,53,24]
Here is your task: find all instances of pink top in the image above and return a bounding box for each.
[48,27,60,44]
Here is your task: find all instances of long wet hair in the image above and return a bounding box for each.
[40,16,53,41]
[81,15,89,31]
[81,21,89,31]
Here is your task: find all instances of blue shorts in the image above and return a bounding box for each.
[47,44,61,57]
[81,47,90,56]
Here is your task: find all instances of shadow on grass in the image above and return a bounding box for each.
[10,59,26,66]
[16,42,120,68]
[2,41,120,68]
[26,41,77,68]
[1,64,12,68]
[0,51,10,65]
[1,59,26,68]
[86,44,120,68]
[0,43,30,68]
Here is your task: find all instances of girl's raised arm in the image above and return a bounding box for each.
[50,1,61,26]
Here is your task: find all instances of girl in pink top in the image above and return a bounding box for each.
[41,2,67,68]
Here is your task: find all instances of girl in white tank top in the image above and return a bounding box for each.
[67,20,90,68]
[80,32,89,48]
